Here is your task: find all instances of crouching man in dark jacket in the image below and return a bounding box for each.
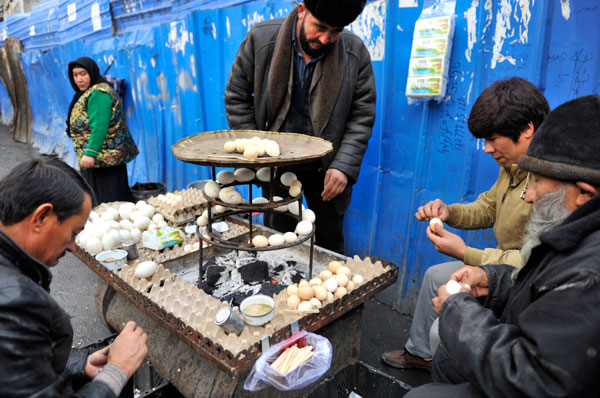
[407,95,600,397]
[0,157,148,397]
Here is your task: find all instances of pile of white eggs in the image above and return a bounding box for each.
[286,261,364,311]
[223,136,280,159]
[154,192,184,208]
[77,201,167,256]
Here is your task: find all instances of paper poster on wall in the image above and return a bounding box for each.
[399,0,418,7]
[92,3,102,31]
[68,3,77,22]
[29,26,35,36]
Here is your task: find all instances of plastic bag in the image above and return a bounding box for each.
[141,226,184,250]
[243,331,332,391]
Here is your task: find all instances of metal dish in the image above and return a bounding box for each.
[95,249,128,270]
[239,294,275,326]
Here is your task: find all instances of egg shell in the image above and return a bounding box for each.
[302,209,316,223]
[319,270,333,280]
[252,235,269,248]
[286,284,298,296]
[77,232,90,248]
[309,298,322,309]
[297,301,313,311]
[110,229,122,243]
[297,285,315,301]
[204,181,221,198]
[217,170,235,185]
[430,217,444,232]
[346,280,356,292]
[335,274,349,288]
[256,143,265,156]
[326,292,335,304]
[252,197,269,205]
[298,280,310,287]
[336,266,352,278]
[133,216,151,231]
[89,211,99,222]
[157,220,168,228]
[288,201,301,216]
[265,141,280,157]
[313,285,328,301]
[152,214,165,224]
[352,274,364,286]
[196,216,209,227]
[243,146,259,159]
[283,232,297,243]
[309,278,322,286]
[289,181,302,197]
[295,220,313,235]
[107,220,120,230]
[219,187,243,205]
[445,280,462,295]
[134,261,159,278]
[287,295,301,310]
[183,244,192,253]
[224,141,236,153]
[280,172,297,187]
[101,211,115,221]
[324,277,338,292]
[268,234,285,246]
[135,200,148,210]
[119,205,133,220]
[334,287,348,299]
[235,139,248,153]
[119,229,132,242]
[234,168,255,182]
[142,206,155,218]
[256,168,271,182]
[130,228,142,242]
[102,234,117,251]
[328,261,343,274]
[86,237,103,255]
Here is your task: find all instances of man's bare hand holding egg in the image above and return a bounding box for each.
[425,223,467,261]
[450,266,489,297]
[432,281,471,313]
[415,199,451,222]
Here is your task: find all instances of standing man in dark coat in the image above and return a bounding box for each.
[407,95,600,397]
[0,157,148,398]
[225,0,376,253]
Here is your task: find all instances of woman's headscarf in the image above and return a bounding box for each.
[65,57,107,137]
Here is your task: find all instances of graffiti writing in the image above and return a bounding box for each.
[547,48,594,99]
[436,62,467,154]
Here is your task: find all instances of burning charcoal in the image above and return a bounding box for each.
[290,271,304,284]
[286,260,297,267]
[238,260,269,284]
[221,290,253,307]
[259,283,287,297]
[202,284,216,295]
[273,264,284,273]
[202,257,219,274]
[206,265,226,287]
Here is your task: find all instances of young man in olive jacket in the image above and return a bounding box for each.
[382,78,550,370]
[224,0,376,253]
[408,94,600,397]
[0,157,147,398]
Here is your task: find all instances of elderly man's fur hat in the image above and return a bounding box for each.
[519,95,600,186]
[304,0,367,28]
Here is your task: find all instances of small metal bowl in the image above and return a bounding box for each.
[95,249,128,270]
[239,295,275,326]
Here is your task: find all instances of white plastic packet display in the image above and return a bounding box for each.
[243,332,332,391]
[141,226,184,250]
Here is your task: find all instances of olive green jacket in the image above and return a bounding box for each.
[447,165,531,267]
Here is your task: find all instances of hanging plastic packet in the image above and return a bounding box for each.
[406,0,456,103]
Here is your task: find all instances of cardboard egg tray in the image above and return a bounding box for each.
[113,255,391,356]
[148,188,208,225]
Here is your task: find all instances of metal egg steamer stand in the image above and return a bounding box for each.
[75,130,398,397]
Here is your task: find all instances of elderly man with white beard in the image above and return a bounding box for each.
[406,94,600,397]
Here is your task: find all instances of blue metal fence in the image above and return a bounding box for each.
[1,0,599,311]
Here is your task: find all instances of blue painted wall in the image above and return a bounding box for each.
[1,0,599,311]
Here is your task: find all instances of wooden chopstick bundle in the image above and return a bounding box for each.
[270,344,314,375]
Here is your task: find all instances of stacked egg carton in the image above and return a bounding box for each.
[148,188,207,225]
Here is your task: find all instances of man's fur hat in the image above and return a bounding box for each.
[304,0,367,27]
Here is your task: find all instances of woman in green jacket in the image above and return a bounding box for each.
[66,56,138,204]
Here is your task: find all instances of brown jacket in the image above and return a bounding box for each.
[447,165,531,267]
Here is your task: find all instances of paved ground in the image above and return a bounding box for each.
[0,124,432,393]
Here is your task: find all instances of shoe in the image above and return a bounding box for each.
[381,349,432,371]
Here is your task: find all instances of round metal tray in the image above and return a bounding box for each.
[171,130,333,167]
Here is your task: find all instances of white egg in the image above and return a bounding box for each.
[135,200,148,210]
[215,205,227,214]
[130,228,142,242]
[324,277,338,292]
[92,224,107,239]
[183,244,192,253]
[252,197,268,205]
[295,220,313,235]
[309,278,322,286]
[235,138,248,153]
[119,206,132,221]
[130,210,144,221]
[256,168,271,182]
[280,172,297,187]
[252,235,269,248]
[86,237,103,256]
[302,209,316,223]
[445,280,462,295]
[268,234,285,246]
[352,274,364,286]
[77,233,90,248]
[283,232,297,243]
[273,196,288,212]
[148,223,158,231]
[143,205,155,218]
[102,234,117,251]
[309,298,322,309]
[197,216,209,227]
[289,180,302,197]
[243,146,259,159]
[297,301,313,311]
[234,168,255,182]
[134,216,151,231]
[217,170,235,185]
[430,217,444,232]
[219,187,243,205]
[101,211,115,221]
[204,181,221,198]
[152,213,164,224]
[326,292,335,304]
[288,201,302,216]
[89,211,99,222]
[256,142,265,157]
[107,220,120,231]
[110,229,123,243]
[119,229,132,242]
[119,219,134,231]
[157,220,168,228]
[134,261,158,278]
[265,141,280,157]
[224,140,236,153]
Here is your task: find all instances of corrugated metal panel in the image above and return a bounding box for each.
[4,0,600,312]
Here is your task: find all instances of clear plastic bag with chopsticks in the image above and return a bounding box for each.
[243,331,332,391]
